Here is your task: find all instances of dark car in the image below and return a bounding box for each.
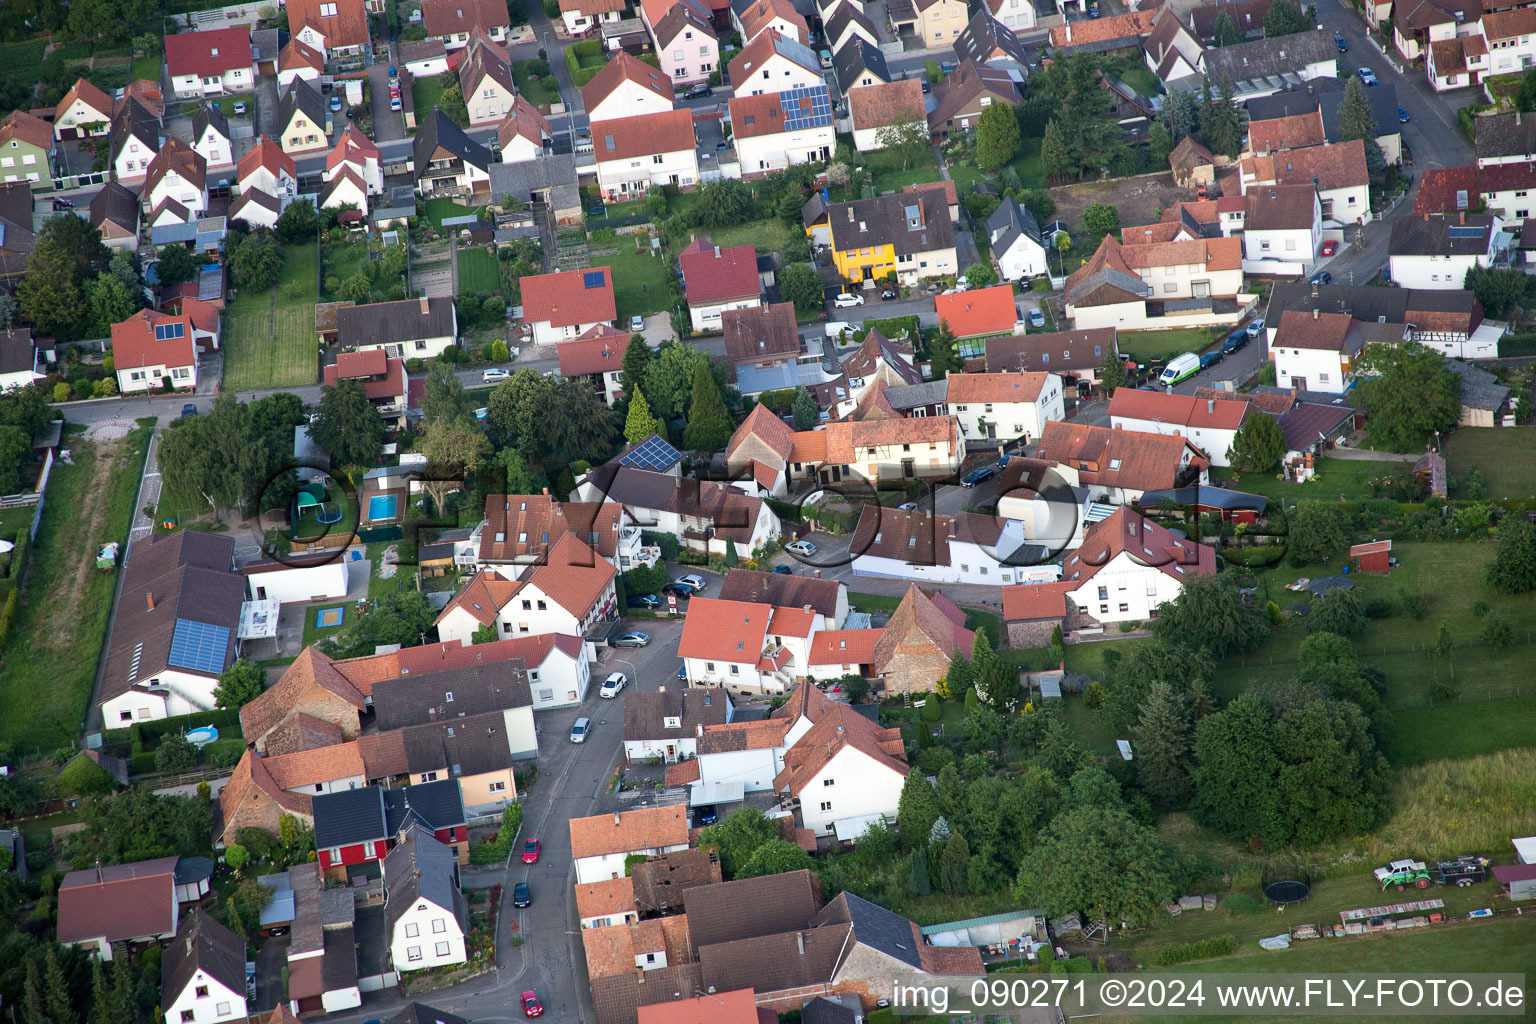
[685,84,713,99]
[961,466,994,488]
[512,882,532,907]
[880,289,897,300]
[51,198,74,210]
[181,404,199,418]
[774,564,794,574]
[626,592,661,609]
[1334,32,1348,51]
[696,805,719,826]
[1222,330,1250,354]
[1308,270,1332,286]
[1199,350,1224,370]
[1398,105,1411,123]
[920,80,930,93]
[661,583,696,600]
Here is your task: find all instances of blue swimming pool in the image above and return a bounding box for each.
[368,494,399,521]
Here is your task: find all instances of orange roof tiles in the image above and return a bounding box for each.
[110,310,197,372]
[569,805,690,860]
[263,742,366,790]
[580,50,676,111]
[848,78,925,132]
[520,266,616,328]
[1120,236,1242,274]
[1048,8,1156,46]
[1037,420,1204,491]
[591,109,696,161]
[1247,110,1324,154]
[772,700,907,796]
[946,371,1052,405]
[807,628,882,666]
[1001,580,1076,621]
[1063,506,1215,584]
[575,875,636,921]
[679,597,772,663]
[1107,386,1251,431]
[726,402,796,462]
[934,284,1017,339]
[237,134,297,184]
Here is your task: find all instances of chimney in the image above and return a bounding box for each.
[1065,21,1071,40]
[796,932,806,954]
[146,592,156,611]
[1207,399,1215,414]
[696,724,704,737]
[419,296,430,314]
[96,860,103,886]
[542,487,549,495]
[714,245,721,258]
[614,812,622,825]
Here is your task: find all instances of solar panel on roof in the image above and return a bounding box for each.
[154,322,186,341]
[1448,225,1484,238]
[168,618,231,675]
[618,434,682,470]
[780,84,833,132]
[583,270,605,289]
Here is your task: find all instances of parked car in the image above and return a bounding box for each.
[569,718,591,743]
[1308,270,1332,285]
[626,592,661,609]
[1334,32,1348,51]
[1027,308,1046,328]
[1320,240,1339,257]
[684,84,712,99]
[898,501,919,511]
[696,804,719,826]
[1398,105,1411,123]
[329,94,343,111]
[662,583,695,600]
[773,564,794,574]
[834,292,865,308]
[962,466,995,487]
[1245,317,1266,338]
[1199,350,1224,370]
[1222,330,1250,354]
[818,48,833,68]
[512,882,532,907]
[521,992,543,1018]
[180,403,199,418]
[1357,67,1378,86]
[599,672,627,698]
[50,198,73,210]
[609,632,650,648]
[672,574,707,591]
[630,314,645,331]
[1159,352,1201,386]
[785,539,817,556]
[880,289,897,300]
[233,100,247,114]
[521,838,540,863]
[482,367,511,383]
[389,95,402,111]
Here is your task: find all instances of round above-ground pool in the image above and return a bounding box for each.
[185,726,219,747]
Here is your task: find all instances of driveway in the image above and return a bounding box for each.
[368,58,405,142]
[254,73,280,138]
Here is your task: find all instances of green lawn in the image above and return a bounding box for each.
[223,244,320,391]
[1211,456,1416,504]
[599,246,672,321]
[412,73,446,122]
[850,592,902,615]
[321,241,371,301]
[1117,327,1218,364]
[423,196,479,228]
[130,54,161,82]
[691,217,796,255]
[512,61,553,108]
[1116,64,1162,98]
[0,423,152,752]
[1442,425,1536,498]
[1003,137,1045,189]
[457,246,502,295]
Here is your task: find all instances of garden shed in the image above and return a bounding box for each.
[1491,864,1536,901]
[1350,540,1392,573]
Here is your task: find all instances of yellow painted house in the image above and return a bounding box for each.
[815,190,957,287]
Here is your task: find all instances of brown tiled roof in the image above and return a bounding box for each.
[1246,110,1324,154]
[631,849,723,913]
[498,94,552,151]
[556,327,627,376]
[217,750,313,844]
[683,869,822,947]
[739,0,808,39]
[0,110,53,151]
[984,327,1117,374]
[1107,387,1251,430]
[850,504,950,564]
[479,493,621,562]
[928,59,1020,132]
[422,0,510,36]
[666,759,702,785]
[772,702,906,796]
[1048,7,1156,45]
[697,924,850,996]
[520,266,617,329]
[680,236,760,303]
[56,77,115,124]
[946,370,1052,404]
[569,805,690,860]
[1242,184,1317,230]
[1001,580,1076,621]
[144,136,208,195]
[725,401,796,461]
[722,301,797,362]
[241,646,367,754]
[1273,308,1358,351]
[827,189,952,258]
[935,285,1018,339]
[1193,385,1295,415]
[1259,139,1369,191]
[575,875,636,921]
[1036,420,1204,491]
[263,742,365,790]
[624,688,731,742]
[718,568,841,619]
[1062,506,1216,585]
[57,857,178,946]
[694,717,793,754]
[591,964,705,1024]
[873,583,975,672]
[581,50,677,111]
[1120,236,1242,274]
[847,77,924,132]
[592,109,696,161]
[162,909,246,1002]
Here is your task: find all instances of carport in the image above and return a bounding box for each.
[688,781,745,807]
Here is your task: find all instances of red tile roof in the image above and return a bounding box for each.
[591,108,696,162]
[327,124,380,172]
[520,266,616,327]
[569,805,689,860]
[1063,506,1215,584]
[57,857,178,946]
[279,37,325,72]
[679,597,772,663]
[726,402,796,461]
[323,353,406,402]
[772,700,906,795]
[807,628,882,666]
[237,134,297,184]
[680,237,760,304]
[422,0,511,35]
[336,633,582,696]
[1274,308,1356,351]
[1048,8,1156,45]
[164,26,252,78]
[144,137,208,195]
[1001,580,1076,621]
[1107,387,1251,431]
[288,0,371,46]
[934,285,1016,339]
[1246,110,1324,154]
[56,78,115,124]
[111,310,197,372]
[0,110,53,151]
[557,328,628,376]
[945,370,1052,405]
[580,50,677,112]
[848,78,925,132]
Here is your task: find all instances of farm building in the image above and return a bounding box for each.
[242,556,351,603]
[1350,540,1392,573]
[1491,864,1536,900]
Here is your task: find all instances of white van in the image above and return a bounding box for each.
[1159,352,1201,387]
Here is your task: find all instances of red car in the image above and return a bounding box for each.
[521,992,543,1018]
[1320,240,1339,257]
[522,838,540,864]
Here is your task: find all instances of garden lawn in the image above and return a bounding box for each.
[1004,138,1045,189]
[321,241,371,301]
[1441,425,1536,498]
[423,196,478,228]
[600,246,672,321]
[131,54,162,82]
[412,74,446,123]
[0,422,151,752]
[850,591,902,615]
[1116,327,1217,364]
[512,62,553,108]
[457,246,502,295]
[1211,457,1415,503]
[1213,540,1536,762]
[1116,64,1161,98]
[222,244,320,391]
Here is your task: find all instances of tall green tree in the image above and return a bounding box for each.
[907,846,932,895]
[421,360,474,424]
[1212,9,1241,44]
[936,831,971,894]
[897,771,941,850]
[778,262,824,314]
[44,946,78,1024]
[1102,639,1214,732]
[624,385,664,443]
[621,334,653,393]
[976,101,1021,171]
[1016,806,1183,924]
[874,107,931,171]
[642,342,710,422]
[1199,76,1243,157]
[310,379,386,468]
[790,386,819,431]
[1151,572,1271,657]
[1264,0,1311,36]
[17,245,85,339]
[215,660,266,708]
[1041,120,1071,180]
[682,362,735,451]
[153,242,200,286]
[227,230,285,290]
[1227,412,1286,472]
[1132,681,1193,807]
[1354,342,1461,450]
[23,958,46,1024]
[927,319,962,378]
[85,273,140,337]
[1288,501,1350,565]
[419,417,491,512]
[1081,203,1120,240]
[275,197,320,244]
[737,837,812,878]
[1488,517,1536,593]
[1464,264,1535,319]
[1335,76,1387,183]
[698,806,779,876]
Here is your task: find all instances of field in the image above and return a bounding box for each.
[0,423,151,752]
[1117,327,1218,364]
[222,244,320,391]
[598,246,672,321]
[457,246,502,294]
[1441,425,1536,498]
[130,54,161,82]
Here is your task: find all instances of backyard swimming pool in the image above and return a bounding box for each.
[368,494,399,521]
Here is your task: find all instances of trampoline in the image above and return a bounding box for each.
[294,489,343,524]
[314,607,345,629]
[1263,879,1312,905]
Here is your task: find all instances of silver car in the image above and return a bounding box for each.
[570,717,592,743]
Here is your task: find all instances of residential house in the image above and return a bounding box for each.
[385,825,468,972]
[558,324,630,404]
[413,110,493,194]
[521,266,618,343]
[986,197,1048,282]
[288,0,373,58]
[161,910,248,1024]
[935,285,1019,349]
[582,915,694,980]
[569,805,691,884]
[238,134,298,198]
[718,567,849,627]
[57,857,179,959]
[735,0,810,44]
[1001,579,1080,647]
[926,60,1021,139]
[110,309,200,395]
[872,584,975,696]
[1415,163,1534,220]
[1061,506,1214,624]
[591,109,699,198]
[90,181,142,252]
[561,0,628,35]
[679,596,827,694]
[277,79,330,156]
[1035,419,1209,503]
[1388,213,1506,289]
[1447,357,1515,425]
[912,0,968,46]
[313,779,470,876]
[459,39,518,126]
[319,165,370,217]
[239,647,368,757]
[623,688,734,763]
[0,111,54,187]
[1064,232,1247,331]
[681,236,762,330]
[954,10,1031,72]
[192,105,234,172]
[648,0,720,85]
[772,702,907,837]
[277,37,326,88]
[682,682,830,793]
[53,78,115,140]
[1245,109,1324,155]
[323,350,408,426]
[947,370,1063,445]
[434,534,619,645]
[1143,7,1203,84]
[1203,31,1336,100]
[581,51,678,121]
[789,414,966,485]
[423,0,511,48]
[848,79,924,153]
[1169,135,1217,189]
[724,402,797,480]
[0,327,46,391]
[823,189,956,286]
[1187,0,1271,41]
[576,876,640,929]
[832,39,891,96]
[728,29,823,95]
[339,296,458,359]
[1240,140,1370,227]
[805,628,881,680]
[576,467,782,555]
[1474,112,1536,168]
[1047,8,1157,53]
[497,96,552,164]
[1260,81,1405,166]
[1228,184,1321,271]
[632,849,723,916]
[1106,387,1251,467]
[1270,308,1362,393]
[230,185,285,227]
[469,491,624,576]
[402,37,452,77]
[327,124,384,195]
[984,327,1119,382]
[729,84,836,174]
[848,505,1062,586]
[165,27,253,99]
[0,183,32,283]
[144,138,211,219]
[110,97,162,186]
[809,892,984,1003]
[284,862,361,1015]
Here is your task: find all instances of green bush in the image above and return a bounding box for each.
[641,530,680,560]
[0,587,19,649]
[131,709,242,753]
[1217,544,1288,568]
[1152,934,1239,965]
[469,801,524,864]
[766,497,803,522]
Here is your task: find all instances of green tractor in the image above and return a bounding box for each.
[1374,859,1431,892]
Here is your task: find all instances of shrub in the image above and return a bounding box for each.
[920,700,942,722]
[641,530,680,560]
[469,801,525,864]
[1364,597,1396,619]
[1472,599,1489,616]
[1083,680,1106,709]
[1152,934,1239,965]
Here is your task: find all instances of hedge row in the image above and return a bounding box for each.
[0,527,32,600]
[0,588,18,650]
[130,708,242,753]
[469,801,524,864]
[1152,933,1239,965]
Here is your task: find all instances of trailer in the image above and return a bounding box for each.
[1374,859,1431,892]
[1435,856,1489,887]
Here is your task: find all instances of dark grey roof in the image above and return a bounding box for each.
[832,38,890,93]
[0,326,37,375]
[383,779,468,835]
[1135,486,1268,512]
[1276,401,1355,452]
[90,181,141,233]
[279,79,326,138]
[487,153,579,201]
[321,925,359,991]
[412,108,492,180]
[810,889,922,968]
[193,104,229,145]
[683,869,823,948]
[174,856,216,885]
[384,824,466,938]
[986,196,1044,261]
[1253,383,1364,409]
[162,909,246,1002]
[882,378,949,409]
[388,1003,471,1024]
[954,10,1030,68]
[802,997,860,1024]
[1204,30,1333,85]
[397,712,527,777]
[1446,359,1510,412]
[251,27,281,61]
[1474,111,1536,162]
[338,296,457,348]
[312,786,388,850]
[624,687,731,741]
[828,189,953,257]
[1388,214,1498,257]
[109,98,161,167]
[826,3,877,48]
[371,662,533,732]
[1320,81,1399,143]
[718,567,844,618]
[1266,283,1482,324]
